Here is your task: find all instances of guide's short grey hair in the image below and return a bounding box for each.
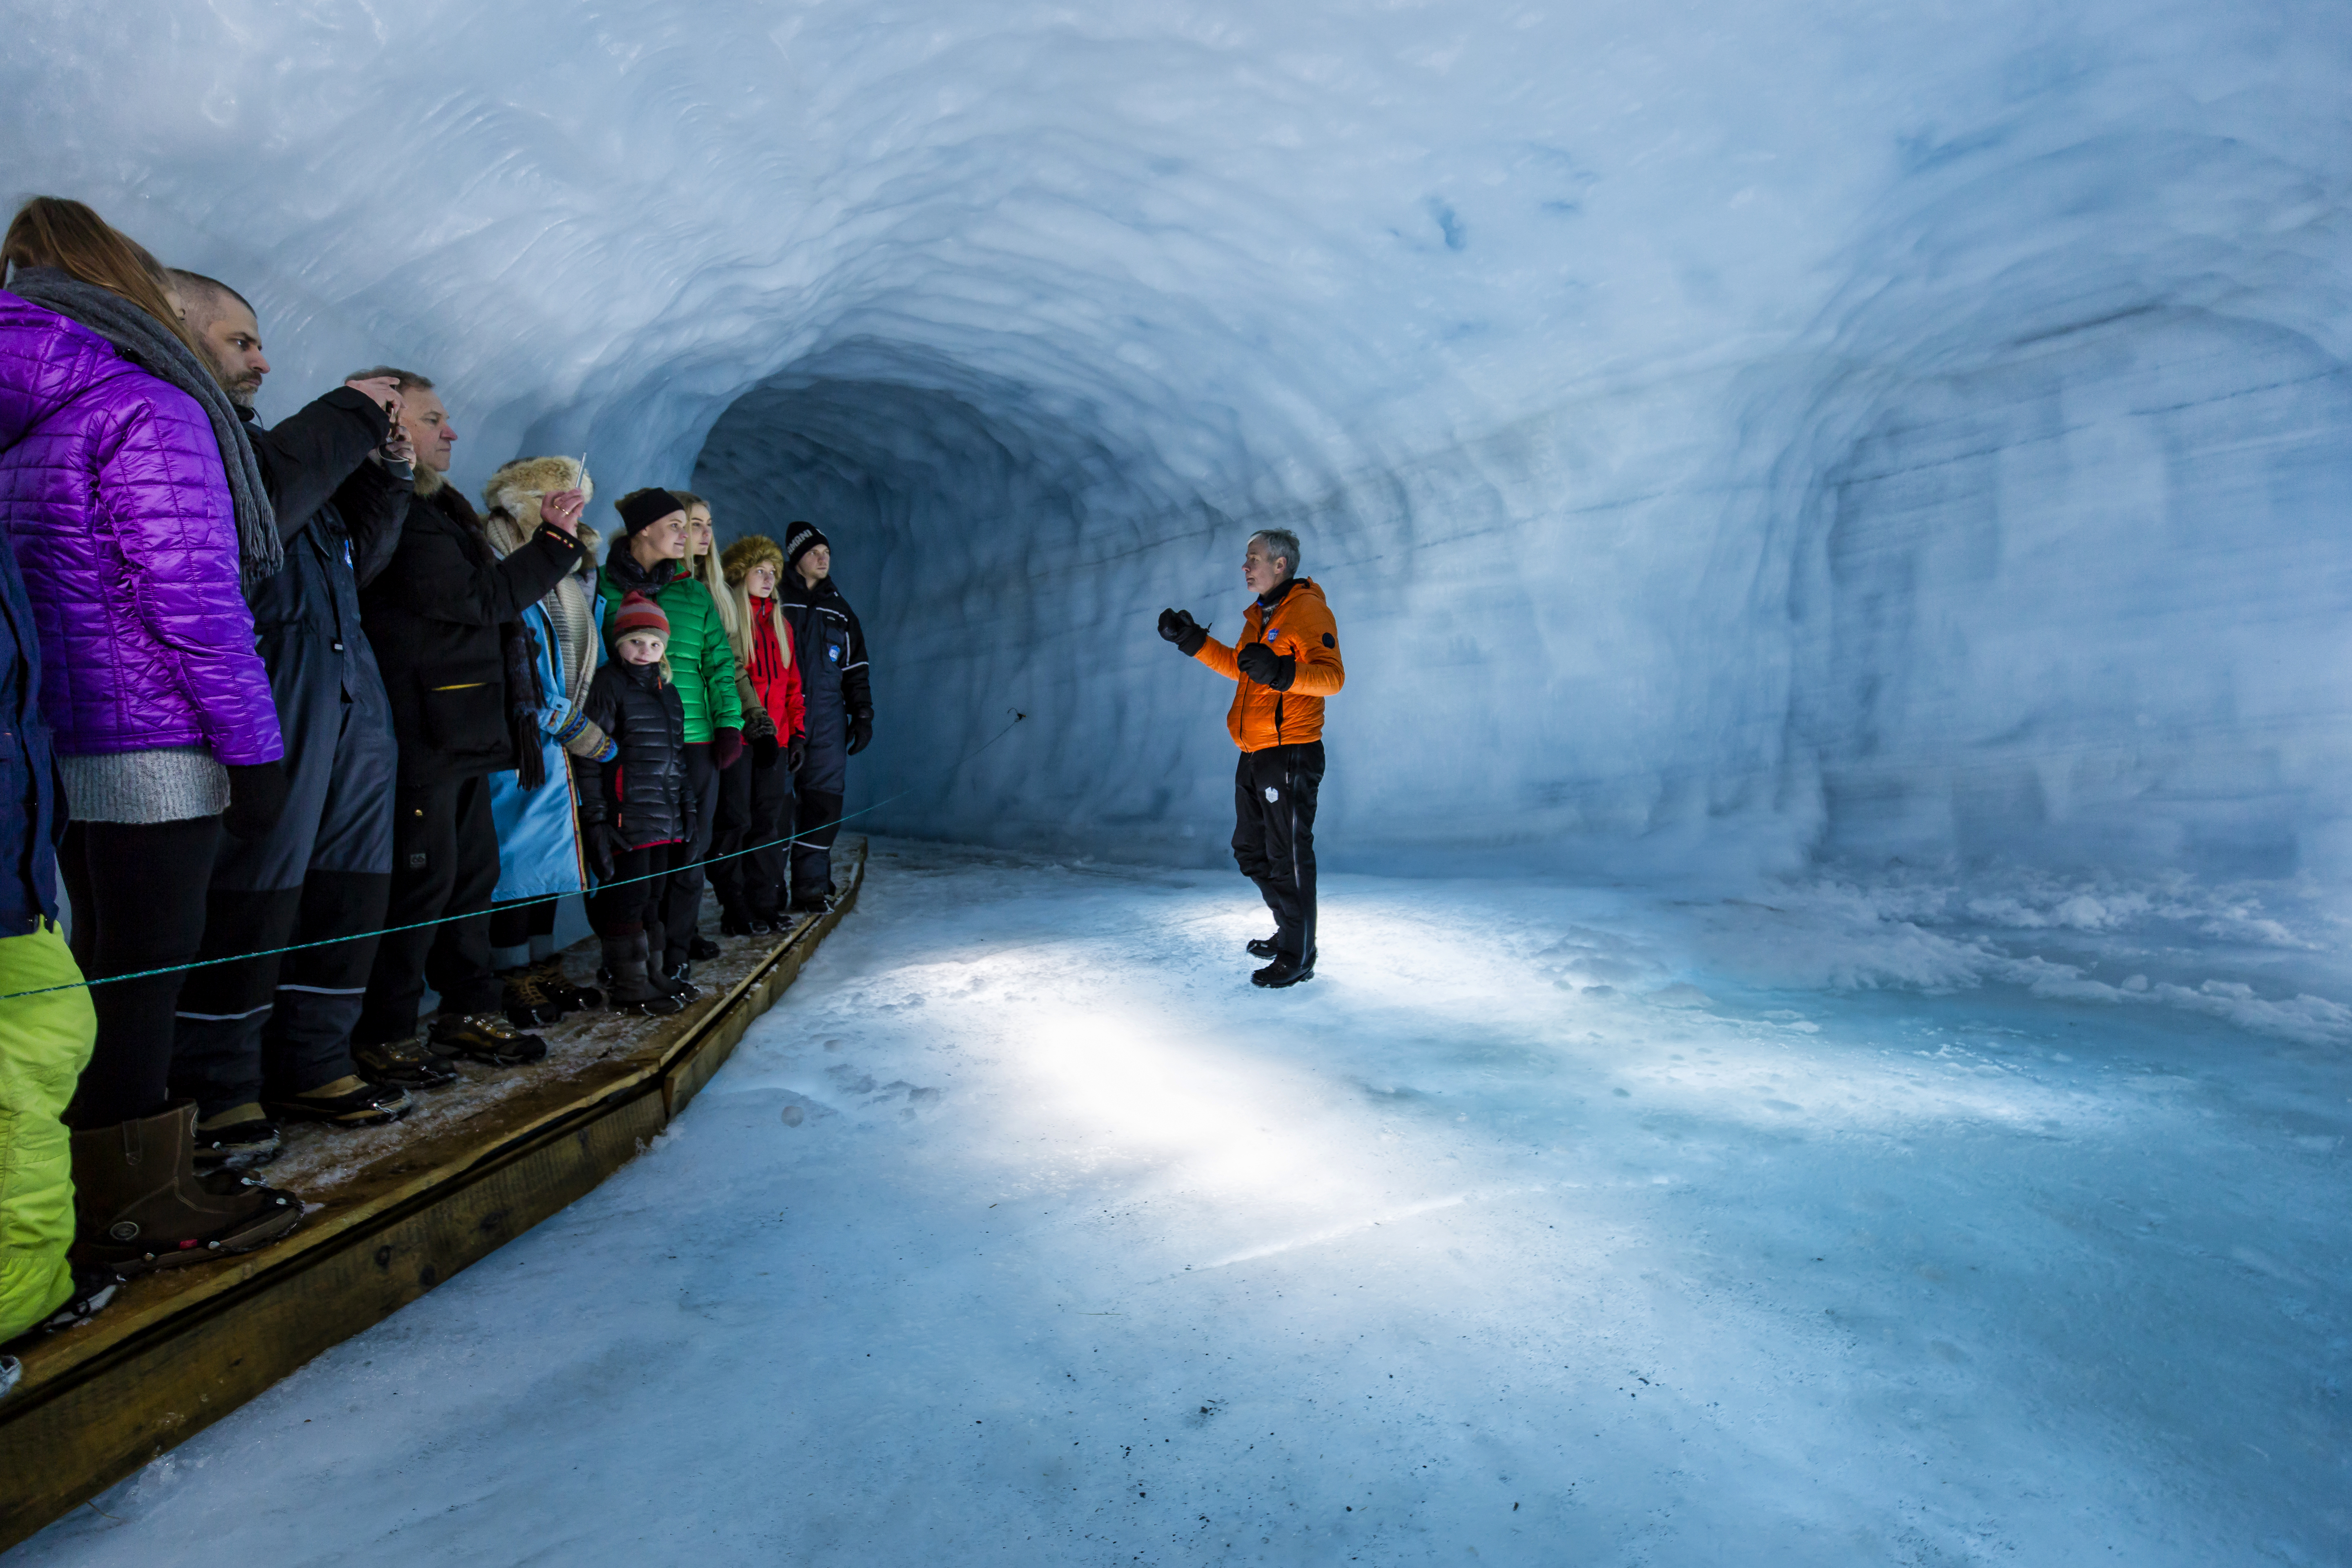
[1248,528,1301,578]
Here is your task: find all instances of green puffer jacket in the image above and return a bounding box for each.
[598,539,742,744]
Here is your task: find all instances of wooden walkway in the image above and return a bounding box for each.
[0,838,866,1551]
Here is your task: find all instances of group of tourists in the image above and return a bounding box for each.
[0,197,874,1376]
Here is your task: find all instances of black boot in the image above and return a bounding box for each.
[1246,935,1279,959]
[533,953,601,1012]
[646,922,701,1002]
[602,934,682,1017]
[1250,949,1316,989]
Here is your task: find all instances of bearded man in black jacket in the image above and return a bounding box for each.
[350,369,586,1074]
[165,273,422,1170]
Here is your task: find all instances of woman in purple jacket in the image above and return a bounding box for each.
[0,199,299,1272]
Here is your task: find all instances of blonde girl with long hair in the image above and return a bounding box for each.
[710,530,805,933]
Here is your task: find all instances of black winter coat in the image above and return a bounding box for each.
[240,391,408,707]
[575,658,693,849]
[361,479,583,786]
[777,573,871,719]
[777,572,869,796]
[245,388,401,573]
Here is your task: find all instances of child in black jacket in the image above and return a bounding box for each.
[576,592,697,1015]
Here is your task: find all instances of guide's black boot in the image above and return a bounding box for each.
[1250,949,1316,989]
[1246,935,1279,959]
[69,1104,303,1276]
[602,935,683,1017]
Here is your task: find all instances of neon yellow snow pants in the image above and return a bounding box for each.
[0,921,94,1343]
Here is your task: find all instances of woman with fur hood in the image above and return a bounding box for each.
[480,456,613,1027]
[714,533,806,933]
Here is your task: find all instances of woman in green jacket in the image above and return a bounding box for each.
[598,489,743,988]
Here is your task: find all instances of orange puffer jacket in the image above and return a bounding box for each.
[1193,577,1345,750]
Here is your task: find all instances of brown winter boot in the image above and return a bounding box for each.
[70,1103,304,1276]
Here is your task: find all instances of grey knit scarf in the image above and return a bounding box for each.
[9,266,282,594]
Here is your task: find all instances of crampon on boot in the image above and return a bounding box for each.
[353,1033,462,1090]
[601,933,683,1017]
[645,922,702,1003]
[497,964,565,1027]
[426,1012,548,1067]
[191,1104,281,1170]
[532,953,600,1012]
[263,1076,410,1127]
[69,1104,303,1276]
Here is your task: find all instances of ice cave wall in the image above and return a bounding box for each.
[7,0,2351,880]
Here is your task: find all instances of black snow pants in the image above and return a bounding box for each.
[173,546,397,1117]
[1232,741,1324,962]
[356,774,503,1041]
[62,817,221,1128]
[712,752,793,921]
[657,742,723,967]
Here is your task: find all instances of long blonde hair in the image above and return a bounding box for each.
[675,490,737,641]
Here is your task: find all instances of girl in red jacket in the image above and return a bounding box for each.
[714,534,805,934]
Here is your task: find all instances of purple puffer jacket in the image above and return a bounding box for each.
[0,291,280,764]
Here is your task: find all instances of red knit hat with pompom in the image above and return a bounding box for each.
[610,592,670,644]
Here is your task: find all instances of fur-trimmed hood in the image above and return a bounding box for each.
[720,532,785,587]
[482,455,599,575]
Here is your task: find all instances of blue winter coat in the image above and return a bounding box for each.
[487,528,606,904]
[0,526,60,933]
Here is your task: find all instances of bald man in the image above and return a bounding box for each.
[165,271,423,1166]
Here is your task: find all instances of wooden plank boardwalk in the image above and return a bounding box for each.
[0,838,867,1551]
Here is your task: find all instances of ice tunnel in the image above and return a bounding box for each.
[11,0,2352,881]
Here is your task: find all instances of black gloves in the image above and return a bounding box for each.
[710,726,745,770]
[1157,608,1208,657]
[583,821,619,884]
[752,731,780,770]
[847,713,873,755]
[787,734,808,773]
[222,761,290,840]
[1235,641,1296,690]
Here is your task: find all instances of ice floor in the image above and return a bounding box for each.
[22,841,2350,1566]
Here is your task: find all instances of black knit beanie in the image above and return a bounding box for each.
[784,522,830,569]
[617,488,686,536]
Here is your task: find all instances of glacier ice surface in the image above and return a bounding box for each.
[8,0,2351,879]
[20,844,2352,1564]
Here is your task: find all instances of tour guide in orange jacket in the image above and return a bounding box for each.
[1158,528,1344,988]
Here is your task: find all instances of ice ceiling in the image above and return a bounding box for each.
[9,1,2352,879]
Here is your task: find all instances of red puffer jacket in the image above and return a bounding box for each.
[0,292,280,764]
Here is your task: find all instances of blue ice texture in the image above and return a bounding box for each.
[10,0,2350,891]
